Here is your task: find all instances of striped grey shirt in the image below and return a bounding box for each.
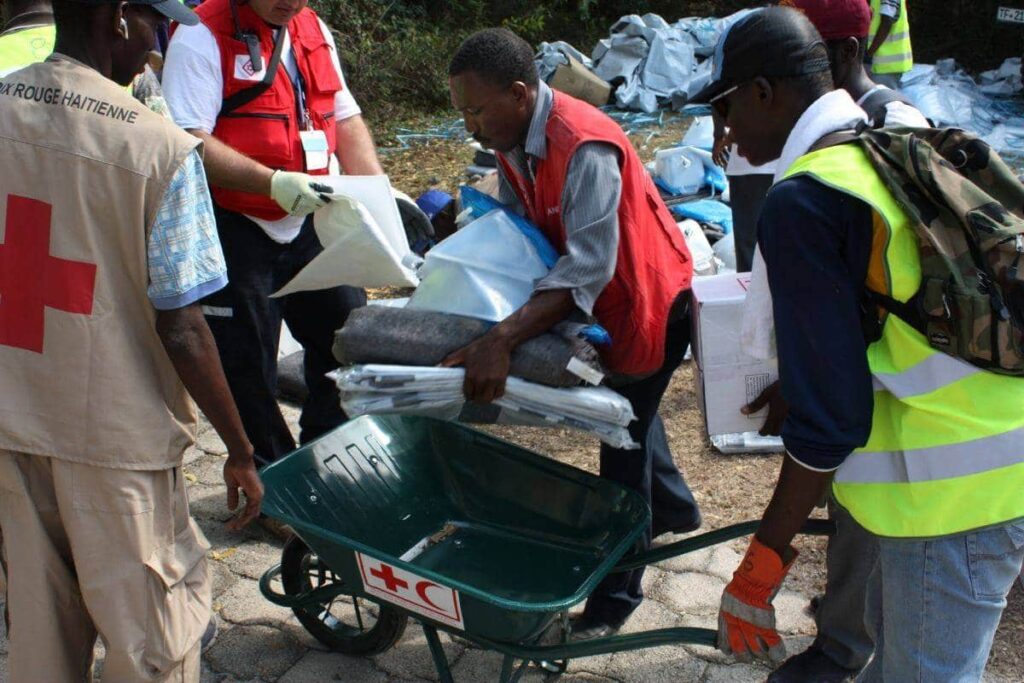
[496,81,622,316]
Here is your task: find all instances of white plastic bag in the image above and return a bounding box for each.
[677,219,717,276]
[407,209,549,322]
[681,115,715,150]
[273,175,420,296]
[713,233,736,273]
[654,147,705,195]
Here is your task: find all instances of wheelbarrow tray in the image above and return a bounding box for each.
[260,415,649,643]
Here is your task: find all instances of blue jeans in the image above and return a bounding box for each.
[858,520,1024,682]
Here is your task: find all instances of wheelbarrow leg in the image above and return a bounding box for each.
[498,655,534,683]
[422,624,454,683]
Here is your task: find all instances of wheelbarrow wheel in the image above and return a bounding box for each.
[280,536,408,656]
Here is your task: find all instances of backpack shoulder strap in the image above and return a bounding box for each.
[220,26,287,116]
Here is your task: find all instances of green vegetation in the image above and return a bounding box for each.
[310,1,748,126]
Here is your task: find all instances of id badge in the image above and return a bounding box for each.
[300,130,330,171]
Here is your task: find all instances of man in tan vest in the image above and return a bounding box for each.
[0,0,264,680]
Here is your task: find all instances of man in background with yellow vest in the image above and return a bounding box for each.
[693,7,1024,680]
[0,0,53,75]
[866,0,912,89]
[162,0,380,491]
[0,0,264,680]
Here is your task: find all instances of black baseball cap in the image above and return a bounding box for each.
[691,6,830,105]
[72,0,199,26]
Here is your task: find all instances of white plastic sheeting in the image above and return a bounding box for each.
[901,58,1024,156]
[681,115,716,150]
[535,41,594,82]
[591,11,754,113]
[273,176,420,295]
[333,365,638,449]
[406,209,549,322]
[677,219,719,276]
[653,147,706,195]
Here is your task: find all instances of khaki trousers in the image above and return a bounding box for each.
[0,450,210,682]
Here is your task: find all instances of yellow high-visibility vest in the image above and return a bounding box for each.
[783,143,1024,538]
[869,0,913,75]
[0,24,54,77]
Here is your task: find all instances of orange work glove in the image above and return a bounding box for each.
[717,537,796,663]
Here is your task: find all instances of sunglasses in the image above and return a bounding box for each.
[709,80,750,120]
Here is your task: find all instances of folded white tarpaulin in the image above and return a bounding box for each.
[273,175,421,295]
[901,59,1024,156]
[332,364,638,450]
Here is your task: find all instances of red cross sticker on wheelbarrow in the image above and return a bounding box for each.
[357,553,465,630]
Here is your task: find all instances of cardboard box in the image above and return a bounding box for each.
[691,273,783,452]
[548,55,612,108]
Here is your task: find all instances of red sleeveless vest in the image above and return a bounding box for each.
[197,0,341,219]
[498,92,692,375]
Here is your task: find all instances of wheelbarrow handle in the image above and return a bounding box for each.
[470,626,720,661]
[612,518,835,572]
[258,563,351,609]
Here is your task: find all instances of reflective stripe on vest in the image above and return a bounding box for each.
[782,143,1024,538]
[835,427,1024,484]
[869,0,912,74]
[0,24,54,77]
[871,350,979,398]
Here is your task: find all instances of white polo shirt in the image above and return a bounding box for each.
[163,18,362,243]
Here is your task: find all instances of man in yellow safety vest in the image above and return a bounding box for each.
[693,7,1024,680]
[866,0,912,89]
[0,0,54,76]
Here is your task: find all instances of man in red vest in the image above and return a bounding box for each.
[162,0,381,487]
[444,28,700,639]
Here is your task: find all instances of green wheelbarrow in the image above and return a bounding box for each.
[257,415,830,682]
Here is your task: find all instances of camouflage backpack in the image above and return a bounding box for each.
[856,127,1024,375]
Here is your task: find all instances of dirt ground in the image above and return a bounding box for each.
[376,114,1023,680]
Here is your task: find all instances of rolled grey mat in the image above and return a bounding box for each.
[333,306,606,388]
[276,351,308,405]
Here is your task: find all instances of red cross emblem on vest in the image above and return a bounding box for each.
[0,196,97,353]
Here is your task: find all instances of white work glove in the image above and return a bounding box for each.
[270,171,333,217]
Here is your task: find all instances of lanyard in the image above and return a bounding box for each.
[282,29,312,131]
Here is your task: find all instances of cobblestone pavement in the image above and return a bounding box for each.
[0,404,1016,682]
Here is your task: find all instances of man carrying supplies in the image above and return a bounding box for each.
[0,0,263,680]
[162,0,381,477]
[445,28,701,640]
[692,7,1024,680]
[752,2,930,681]
[866,0,912,90]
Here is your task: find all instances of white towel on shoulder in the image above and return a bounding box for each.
[740,90,868,360]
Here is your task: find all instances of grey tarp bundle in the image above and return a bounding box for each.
[535,41,594,82]
[333,306,606,388]
[332,365,637,449]
[590,11,754,113]
[901,59,1024,156]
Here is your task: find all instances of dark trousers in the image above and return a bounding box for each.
[582,306,700,626]
[202,206,366,464]
[814,498,878,671]
[727,173,774,273]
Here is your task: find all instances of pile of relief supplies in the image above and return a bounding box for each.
[275,181,640,450]
[536,11,755,114]
[898,58,1024,157]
